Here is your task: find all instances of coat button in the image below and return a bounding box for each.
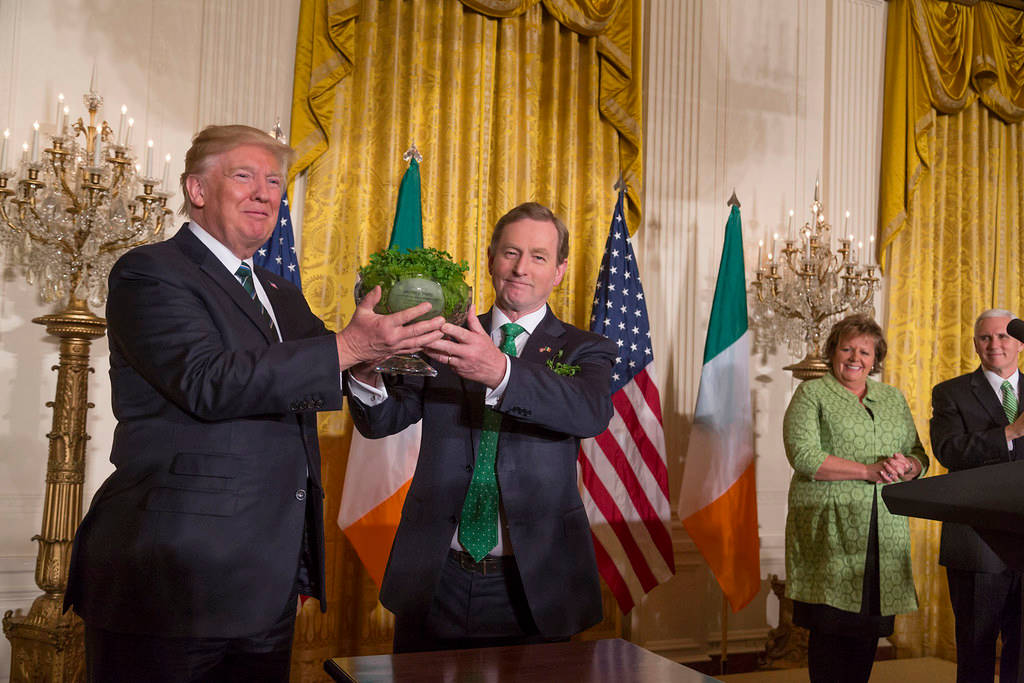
[295,489,306,501]
[449,515,458,524]
[465,464,473,473]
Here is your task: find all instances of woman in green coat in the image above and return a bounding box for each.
[783,314,929,683]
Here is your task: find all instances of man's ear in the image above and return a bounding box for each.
[185,175,206,209]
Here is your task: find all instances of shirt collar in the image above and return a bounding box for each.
[187,221,252,276]
[983,367,1020,395]
[490,305,547,337]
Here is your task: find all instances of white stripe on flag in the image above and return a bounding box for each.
[678,331,754,520]
[338,421,420,528]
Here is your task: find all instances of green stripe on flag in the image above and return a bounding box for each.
[388,158,424,251]
[703,205,748,364]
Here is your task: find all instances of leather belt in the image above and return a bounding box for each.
[449,549,512,576]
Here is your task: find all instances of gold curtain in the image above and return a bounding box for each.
[286,1,641,678]
[880,0,1024,659]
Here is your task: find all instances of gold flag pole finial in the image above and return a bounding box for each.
[727,189,741,207]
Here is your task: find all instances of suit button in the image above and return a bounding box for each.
[449,515,458,524]
[295,489,306,501]
[465,465,473,473]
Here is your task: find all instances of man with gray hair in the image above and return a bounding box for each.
[931,308,1024,683]
[65,124,444,681]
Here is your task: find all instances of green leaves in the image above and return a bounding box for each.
[358,247,471,320]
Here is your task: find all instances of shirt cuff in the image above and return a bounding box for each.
[484,355,512,407]
[347,373,388,406]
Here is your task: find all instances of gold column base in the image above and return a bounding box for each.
[3,593,85,683]
[782,354,829,381]
[759,574,808,669]
[4,298,106,683]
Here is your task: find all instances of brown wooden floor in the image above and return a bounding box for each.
[717,657,957,682]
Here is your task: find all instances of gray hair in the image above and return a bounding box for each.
[975,309,1017,335]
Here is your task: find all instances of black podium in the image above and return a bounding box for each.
[882,460,1024,682]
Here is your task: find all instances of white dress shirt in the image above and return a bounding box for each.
[347,304,549,557]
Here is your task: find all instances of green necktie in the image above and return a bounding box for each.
[235,263,276,333]
[458,322,526,561]
[1002,380,1018,424]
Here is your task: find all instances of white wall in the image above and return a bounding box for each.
[0,0,889,676]
[631,0,887,661]
[0,1,299,678]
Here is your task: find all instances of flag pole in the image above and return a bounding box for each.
[720,190,740,677]
[721,592,729,675]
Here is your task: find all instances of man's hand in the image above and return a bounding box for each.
[423,304,507,388]
[335,286,444,372]
[1007,411,1024,442]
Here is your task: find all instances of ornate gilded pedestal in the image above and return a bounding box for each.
[3,301,106,683]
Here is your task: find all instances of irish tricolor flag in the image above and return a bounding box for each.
[338,155,424,587]
[678,203,760,612]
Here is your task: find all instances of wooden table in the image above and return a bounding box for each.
[324,638,722,682]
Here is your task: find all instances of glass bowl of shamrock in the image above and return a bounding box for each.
[354,247,471,377]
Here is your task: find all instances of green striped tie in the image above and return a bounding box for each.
[235,263,276,333]
[1002,380,1018,424]
[458,322,526,562]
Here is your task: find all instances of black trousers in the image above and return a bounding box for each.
[84,589,298,683]
[947,567,1022,683]
[794,488,892,683]
[393,550,564,654]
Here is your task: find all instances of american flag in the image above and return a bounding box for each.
[578,189,675,613]
[254,193,301,288]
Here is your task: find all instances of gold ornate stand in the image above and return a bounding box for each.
[3,299,106,683]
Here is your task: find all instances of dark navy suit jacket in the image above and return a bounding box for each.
[931,366,1024,572]
[65,225,343,638]
[348,307,616,638]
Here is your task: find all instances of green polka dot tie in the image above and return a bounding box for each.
[458,322,526,561]
[1002,380,1018,424]
[235,263,276,333]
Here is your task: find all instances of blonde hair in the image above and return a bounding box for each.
[179,125,295,216]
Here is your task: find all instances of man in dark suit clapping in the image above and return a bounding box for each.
[931,308,1024,683]
[348,202,617,653]
[64,125,443,682]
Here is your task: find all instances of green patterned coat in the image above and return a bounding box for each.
[783,373,929,615]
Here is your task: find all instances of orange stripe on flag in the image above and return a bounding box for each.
[682,463,759,612]
[342,479,412,589]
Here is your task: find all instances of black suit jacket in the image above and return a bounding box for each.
[347,308,616,638]
[930,367,1024,572]
[65,225,343,638]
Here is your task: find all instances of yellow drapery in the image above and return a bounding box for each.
[880,0,1024,660]
[285,0,641,677]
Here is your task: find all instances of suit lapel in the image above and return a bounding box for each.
[519,306,568,365]
[173,227,275,345]
[971,367,1008,426]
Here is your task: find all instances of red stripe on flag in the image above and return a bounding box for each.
[593,424,674,571]
[611,386,669,497]
[578,449,660,592]
[632,367,664,423]
[591,533,635,613]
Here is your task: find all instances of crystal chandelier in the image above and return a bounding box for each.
[0,81,170,682]
[749,181,880,379]
[0,86,172,309]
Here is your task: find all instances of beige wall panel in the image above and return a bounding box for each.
[633,0,885,665]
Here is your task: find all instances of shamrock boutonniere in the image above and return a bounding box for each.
[545,349,581,376]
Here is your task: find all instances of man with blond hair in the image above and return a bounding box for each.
[65,125,443,682]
